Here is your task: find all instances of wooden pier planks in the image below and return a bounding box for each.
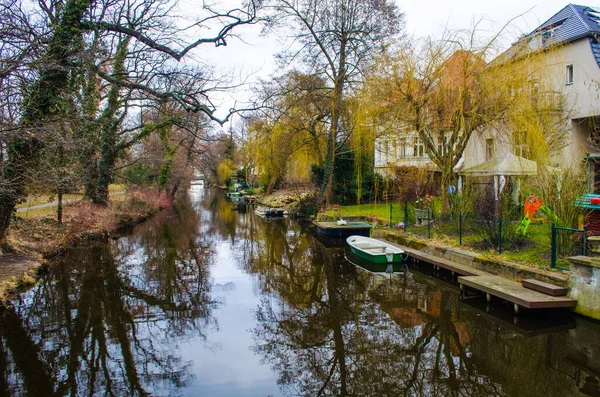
[379,240,578,312]
[521,279,568,296]
[312,221,372,238]
[400,246,487,277]
[458,275,577,309]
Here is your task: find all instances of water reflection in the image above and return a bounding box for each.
[249,241,507,396]
[0,194,216,396]
[0,188,599,396]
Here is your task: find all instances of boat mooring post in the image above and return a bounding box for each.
[427,209,431,239]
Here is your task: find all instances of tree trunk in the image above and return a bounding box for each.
[57,189,63,225]
[157,117,176,193]
[0,0,93,242]
[317,75,344,208]
[97,131,116,205]
[96,38,130,205]
[0,153,27,242]
[266,171,278,195]
[440,166,456,220]
[170,136,196,199]
[80,71,101,203]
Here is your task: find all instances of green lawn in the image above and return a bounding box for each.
[16,185,128,219]
[324,202,406,223]
[323,202,560,269]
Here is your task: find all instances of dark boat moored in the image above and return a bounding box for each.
[312,220,372,238]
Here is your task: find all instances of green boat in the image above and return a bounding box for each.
[346,235,405,264]
[345,252,409,274]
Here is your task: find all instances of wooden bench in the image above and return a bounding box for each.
[364,247,387,253]
[354,243,386,250]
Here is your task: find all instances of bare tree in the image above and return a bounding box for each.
[366,29,518,215]
[0,0,258,243]
[264,0,404,206]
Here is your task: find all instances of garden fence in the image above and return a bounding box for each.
[384,201,586,270]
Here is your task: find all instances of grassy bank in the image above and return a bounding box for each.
[320,202,557,270]
[0,187,167,303]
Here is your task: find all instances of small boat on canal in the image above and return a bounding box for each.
[346,235,405,264]
[255,206,287,218]
[312,220,372,238]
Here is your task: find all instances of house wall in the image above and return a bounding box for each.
[557,38,600,119]
[464,37,600,170]
[374,131,439,176]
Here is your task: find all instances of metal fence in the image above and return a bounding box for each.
[551,224,587,270]
[384,201,586,270]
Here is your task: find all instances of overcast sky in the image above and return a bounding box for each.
[200,0,590,121]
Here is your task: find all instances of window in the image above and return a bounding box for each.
[398,138,406,158]
[438,133,448,156]
[541,30,553,46]
[516,144,529,158]
[566,64,574,85]
[414,137,425,157]
[383,139,390,162]
[508,84,516,98]
[529,79,539,103]
[485,138,494,161]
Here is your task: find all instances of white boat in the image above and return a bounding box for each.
[346,235,405,264]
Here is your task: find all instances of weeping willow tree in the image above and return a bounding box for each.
[245,72,330,193]
[244,112,324,194]
[354,22,578,217]
[349,60,402,204]
[354,31,512,215]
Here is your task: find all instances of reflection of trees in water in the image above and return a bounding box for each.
[250,238,508,396]
[236,209,322,309]
[0,198,216,396]
[203,189,238,241]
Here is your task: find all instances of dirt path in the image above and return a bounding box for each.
[16,191,125,213]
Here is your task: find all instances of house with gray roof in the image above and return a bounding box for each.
[463,3,600,193]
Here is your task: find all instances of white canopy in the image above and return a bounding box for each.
[458,153,537,177]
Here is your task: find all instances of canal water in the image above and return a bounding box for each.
[2,186,600,396]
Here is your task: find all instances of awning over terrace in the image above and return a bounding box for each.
[457,153,537,201]
[458,153,537,177]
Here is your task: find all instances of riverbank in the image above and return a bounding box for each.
[255,187,316,216]
[0,188,167,302]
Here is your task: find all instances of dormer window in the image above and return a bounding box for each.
[535,18,566,48]
[566,64,574,85]
[541,30,553,46]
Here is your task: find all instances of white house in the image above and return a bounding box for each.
[376,4,600,193]
[462,4,600,192]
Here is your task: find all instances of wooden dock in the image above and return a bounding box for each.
[312,220,372,238]
[458,275,577,313]
[398,246,485,277]
[255,207,287,217]
[382,241,577,314]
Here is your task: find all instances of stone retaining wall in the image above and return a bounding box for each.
[376,230,569,286]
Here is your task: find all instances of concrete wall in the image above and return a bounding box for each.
[567,256,600,320]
